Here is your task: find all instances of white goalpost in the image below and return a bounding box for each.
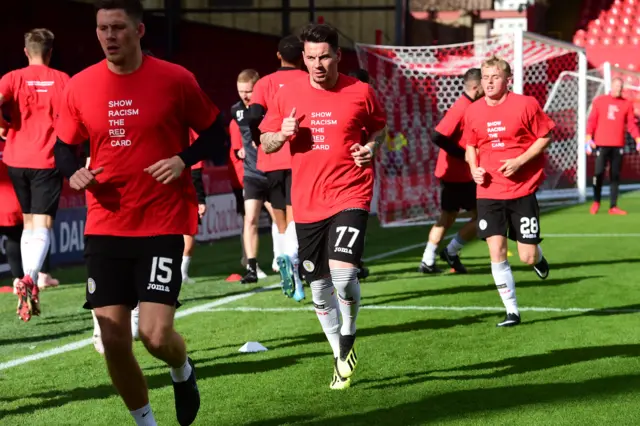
[356,30,589,227]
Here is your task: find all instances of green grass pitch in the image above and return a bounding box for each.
[2,193,640,425]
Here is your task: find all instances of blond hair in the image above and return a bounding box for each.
[237,69,260,84]
[481,55,512,78]
[24,28,55,57]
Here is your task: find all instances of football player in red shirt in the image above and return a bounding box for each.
[0,28,69,321]
[248,35,307,299]
[181,129,207,285]
[419,68,483,275]
[586,77,640,215]
[259,24,387,389]
[53,1,226,424]
[229,117,248,267]
[464,56,554,328]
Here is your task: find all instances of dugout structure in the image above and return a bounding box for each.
[356,30,589,227]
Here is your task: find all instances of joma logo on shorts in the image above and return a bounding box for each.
[334,247,353,254]
[147,283,171,292]
[521,233,536,239]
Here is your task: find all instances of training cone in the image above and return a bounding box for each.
[226,273,243,282]
[239,342,268,353]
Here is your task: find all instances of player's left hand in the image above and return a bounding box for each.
[144,155,185,184]
[498,158,523,178]
[198,203,206,218]
[351,143,374,167]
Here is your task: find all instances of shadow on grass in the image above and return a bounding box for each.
[0,351,327,418]
[362,275,600,306]
[359,344,640,390]
[250,365,640,425]
[0,325,93,346]
[523,303,640,326]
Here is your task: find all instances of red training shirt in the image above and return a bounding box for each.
[434,94,474,183]
[55,56,219,237]
[228,119,244,189]
[252,68,308,173]
[0,146,22,226]
[188,129,204,170]
[259,73,387,223]
[463,92,555,200]
[0,65,70,169]
[586,94,640,147]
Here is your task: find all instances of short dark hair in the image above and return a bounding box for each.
[278,35,303,64]
[24,28,54,57]
[349,69,370,83]
[463,68,481,83]
[94,0,144,22]
[299,24,339,52]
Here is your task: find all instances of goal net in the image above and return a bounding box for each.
[356,31,588,227]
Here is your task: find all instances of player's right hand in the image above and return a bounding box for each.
[472,167,486,185]
[280,108,299,138]
[69,167,103,191]
[237,147,246,159]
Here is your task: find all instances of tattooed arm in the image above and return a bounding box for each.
[260,131,289,154]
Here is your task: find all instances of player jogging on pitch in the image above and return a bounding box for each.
[419,68,483,274]
[53,1,226,424]
[464,56,552,328]
[260,24,387,389]
[248,34,307,300]
[0,28,69,321]
[233,69,273,283]
[586,77,640,215]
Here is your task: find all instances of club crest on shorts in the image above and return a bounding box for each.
[479,219,488,230]
[87,278,96,294]
[303,260,315,272]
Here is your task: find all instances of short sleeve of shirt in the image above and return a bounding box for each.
[435,97,468,138]
[363,85,386,134]
[461,110,478,147]
[526,97,555,139]
[0,72,13,101]
[230,120,243,150]
[251,78,268,108]
[182,71,220,133]
[259,90,285,134]
[56,83,88,145]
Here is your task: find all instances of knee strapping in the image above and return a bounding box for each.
[310,278,340,333]
[330,268,359,298]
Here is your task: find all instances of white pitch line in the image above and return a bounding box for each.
[543,233,640,238]
[0,238,433,372]
[0,283,280,372]
[204,305,640,314]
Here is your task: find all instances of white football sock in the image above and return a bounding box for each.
[170,357,193,383]
[20,229,33,275]
[446,233,466,256]
[310,278,341,357]
[91,309,101,335]
[131,304,140,340]
[422,242,437,266]
[491,261,519,315]
[284,221,299,264]
[271,223,281,258]
[24,228,50,282]
[331,268,361,336]
[130,403,157,426]
[181,256,191,281]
